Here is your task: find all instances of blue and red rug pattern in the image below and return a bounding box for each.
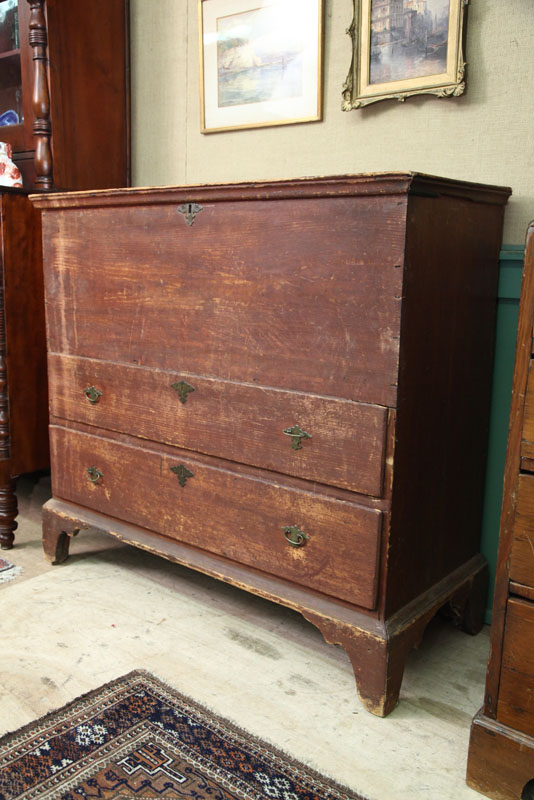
[0,671,365,800]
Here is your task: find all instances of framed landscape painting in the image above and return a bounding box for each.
[342,0,468,109]
[199,0,324,133]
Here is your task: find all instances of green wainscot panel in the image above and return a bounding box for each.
[481,245,524,623]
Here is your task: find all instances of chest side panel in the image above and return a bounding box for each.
[42,194,405,407]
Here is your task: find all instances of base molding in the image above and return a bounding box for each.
[43,497,487,718]
[467,710,534,800]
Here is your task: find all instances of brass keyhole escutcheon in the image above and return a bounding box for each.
[84,386,102,404]
[178,203,203,226]
[171,380,195,404]
[282,525,309,548]
[86,467,103,484]
[283,424,311,450]
[170,464,194,487]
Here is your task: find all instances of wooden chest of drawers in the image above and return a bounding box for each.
[467,222,534,797]
[32,173,510,716]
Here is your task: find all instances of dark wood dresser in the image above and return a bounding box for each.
[32,173,510,716]
[0,0,130,548]
[0,188,48,548]
[467,222,534,798]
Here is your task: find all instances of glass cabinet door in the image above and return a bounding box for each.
[0,0,23,128]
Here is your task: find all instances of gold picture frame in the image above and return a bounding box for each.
[342,0,468,110]
[199,0,324,133]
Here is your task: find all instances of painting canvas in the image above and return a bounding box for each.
[370,0,450,85]
[200,0,323,132]
[217,8,304,107]
[342,0,467,109]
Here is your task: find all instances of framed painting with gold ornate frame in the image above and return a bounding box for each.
[199,0,324,133]
[342,0,468,110]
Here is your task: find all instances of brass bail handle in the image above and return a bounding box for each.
[86,467,103,484]
[84,385,102,404]
[282,525,309,548]
[283,424,311,450]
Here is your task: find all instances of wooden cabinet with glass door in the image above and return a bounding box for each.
[0,0,130,191]
[0,0,130,549]
[0,1,34,185]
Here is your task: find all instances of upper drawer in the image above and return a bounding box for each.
[50,425,383,610]
[510,473,534,589]
[521,360,534,471]
[42,196,405,407]
[48,354,388,497]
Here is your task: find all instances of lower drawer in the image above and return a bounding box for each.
[50,425,383,609]
[497,597,534,737]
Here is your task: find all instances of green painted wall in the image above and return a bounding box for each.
[481,246,524,623]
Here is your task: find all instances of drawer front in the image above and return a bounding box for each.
[48,354,388,497]
[50,425,382,609]
[42,196,405,407]
[510,473,534,589]
[521,360,534,469]
[497,597,534,736]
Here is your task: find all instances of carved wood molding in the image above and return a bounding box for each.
[27,0,53,190]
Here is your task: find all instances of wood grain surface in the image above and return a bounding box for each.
[497,597,534,737]
[42,194,405,407]
[49,424,382,608]
[510,474,534,588]
[3,192,49,476]
[467,711,534,800]
[48,353,388,496]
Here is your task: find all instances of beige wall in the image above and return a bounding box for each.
[130,0,534,244]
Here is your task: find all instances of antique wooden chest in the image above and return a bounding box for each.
[32,173,510,716]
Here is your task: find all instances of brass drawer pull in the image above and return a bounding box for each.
[84,385,102,404]
[283,424,311,450]
[171,380,195,404]
[282,525,309,548]
[170,464,194,487]
[86,467,103,484]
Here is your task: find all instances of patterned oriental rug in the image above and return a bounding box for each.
[0,671,367,800]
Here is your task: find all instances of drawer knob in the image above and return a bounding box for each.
[171,380,195,404]
[282,525,309,548]
[84,386,102,404]
[170,464,194,487]
[283,424,311,450]
[86,467,103,484]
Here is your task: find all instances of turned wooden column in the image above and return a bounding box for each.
[27,0,53,190]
